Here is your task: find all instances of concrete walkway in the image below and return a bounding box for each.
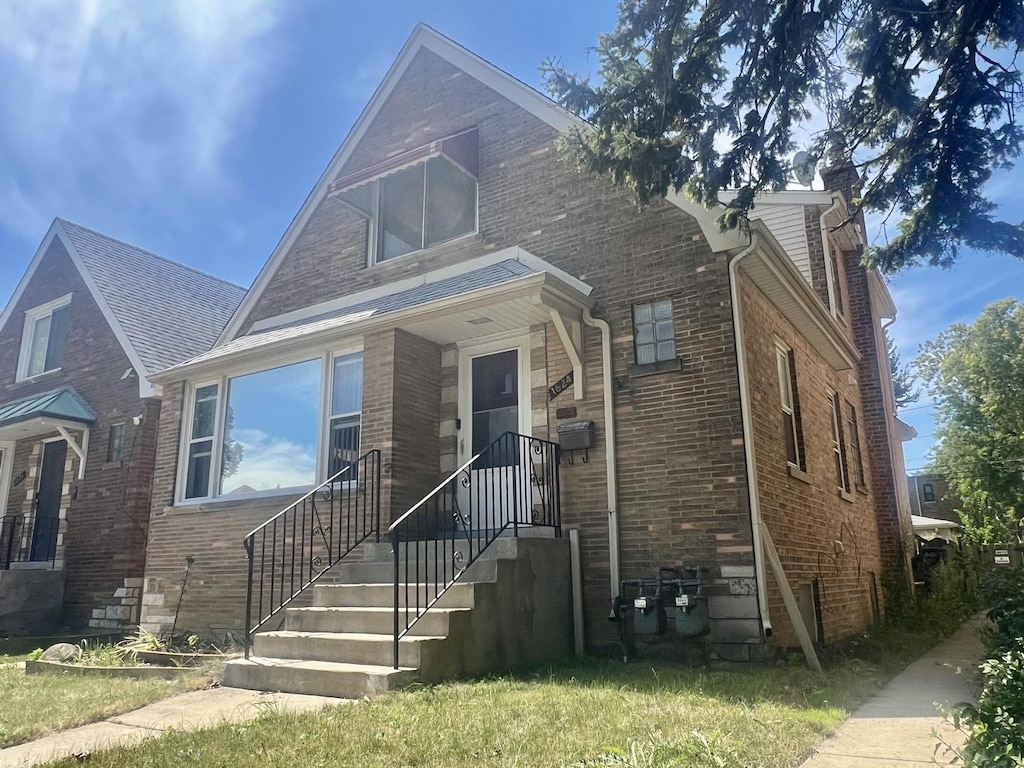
[0,687,340,768]
[799,615,987,767]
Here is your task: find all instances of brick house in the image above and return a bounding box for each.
[139,26,914,691]
[0,219,244,635]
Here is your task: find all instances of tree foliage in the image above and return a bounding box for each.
[917,299,1024,542]
[887,332,920,410]
[542,0,1024,272]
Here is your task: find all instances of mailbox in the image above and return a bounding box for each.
[557,421,595,451]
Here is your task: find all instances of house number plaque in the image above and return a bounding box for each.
[547,371,574,401]
[12,470,26,488]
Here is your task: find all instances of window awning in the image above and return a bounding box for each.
[326,129,478,214]
[0,388,96,441]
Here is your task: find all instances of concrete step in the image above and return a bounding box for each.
[359,531,554,563]
[311,581,476,609]
[284,605,468,636]
[222,657,416,698]
[331,557,496,585]
[254,630,445,668]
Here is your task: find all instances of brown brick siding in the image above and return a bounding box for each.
[0,238,154,628]
[740,271,884,648]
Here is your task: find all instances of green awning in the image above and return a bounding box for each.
[0,388,95,438]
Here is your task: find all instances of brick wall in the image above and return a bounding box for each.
[0,238,154,628]
[740,270,885,648]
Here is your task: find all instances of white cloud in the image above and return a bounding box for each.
[0,0,285,239]
[220,427,317,494]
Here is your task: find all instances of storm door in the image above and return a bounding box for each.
[458,340,532,534]
[30,440,66,562]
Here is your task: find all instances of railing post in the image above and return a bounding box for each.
[392,527,400,670]
[243,535,255,659]
[375,450,382,544]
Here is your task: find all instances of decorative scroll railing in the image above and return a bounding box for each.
[388,432,561,669]
[243,449,381,657]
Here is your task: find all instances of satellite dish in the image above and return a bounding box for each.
[792,151,816,187]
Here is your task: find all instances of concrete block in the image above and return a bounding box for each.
[720,565,755,578]
[728,578,758,596]
[707,618,761,644]
[0,570,64,636]
[92,609,106,619]
[113,588,128,598]
[707,595,759,620]
[142,593,164,606]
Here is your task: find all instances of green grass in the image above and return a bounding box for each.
[0,666,213,749]
[38,657,909,768]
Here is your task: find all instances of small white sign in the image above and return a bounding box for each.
[995,555,1011,565]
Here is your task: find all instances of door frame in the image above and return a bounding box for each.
[30,436,68,563]
[0,440,13,519]
[457,333,532,466]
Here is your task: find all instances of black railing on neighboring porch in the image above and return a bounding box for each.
[388,432,561,669]
[243,449,381,657]
[1,515,60,569]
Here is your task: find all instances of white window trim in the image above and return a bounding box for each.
[366,158,479,268]
[176,344,363,505]
[829,391,849,492]
[16,293,72,382]
[776,341,802,469]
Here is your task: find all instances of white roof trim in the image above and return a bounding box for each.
[217,23,585,346]
[741,222,860,369]
[0,220,155,398]
[249,245,593,333]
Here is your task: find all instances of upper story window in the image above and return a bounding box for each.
[846,402,866,489]
[776,343,804,470]
[829,391,850,494]
[633,299,676,365]
[17,295,72,381]
[181,351,364,501]
[331,129,479,266]
[922,483,935,503]
[107,424,126,464]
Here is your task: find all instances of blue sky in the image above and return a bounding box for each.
[0,0,1021,473]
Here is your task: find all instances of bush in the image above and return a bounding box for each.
[955,565,1024,767]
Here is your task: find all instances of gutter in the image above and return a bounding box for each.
[727,235,772,635]
[581,309,620,599]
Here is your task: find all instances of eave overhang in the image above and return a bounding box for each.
[738,223,860,370]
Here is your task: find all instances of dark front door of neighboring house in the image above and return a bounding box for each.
[30,440,66,562]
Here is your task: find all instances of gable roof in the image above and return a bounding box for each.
[216,24,632,345]
[0,219,246,397]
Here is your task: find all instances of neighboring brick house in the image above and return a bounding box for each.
[0,219,244,634]
[140,25,913,670]
[909,473,960,523]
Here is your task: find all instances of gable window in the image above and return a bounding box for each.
[633,299,676,365]
[377,157,477,262]
[776,344,804,469]
[18,295,72,381]
[107,424,126,464]
[180,351,364,502]
[846,403,866,489]
[922,483,935,503]
[829,391,850,494]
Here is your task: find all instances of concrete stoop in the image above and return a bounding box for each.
[222,535,572,699]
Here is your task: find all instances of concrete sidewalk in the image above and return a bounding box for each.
[799,615,987,767]
[0,686,340,768]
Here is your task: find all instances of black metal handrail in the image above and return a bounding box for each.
[1,516,21,570]
[243,449,381,656]
[388,432,561,668]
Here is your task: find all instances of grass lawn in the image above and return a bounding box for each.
[0,665,214,749]
[39,650,918,768]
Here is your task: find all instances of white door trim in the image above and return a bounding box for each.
[457,333,532,465]
[0,441,13,518]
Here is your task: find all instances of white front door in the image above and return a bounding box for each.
[458,336,532,533]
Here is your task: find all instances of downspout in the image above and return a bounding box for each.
[728,234,772,636]
[582,309,620,598]
[820,197,843,316]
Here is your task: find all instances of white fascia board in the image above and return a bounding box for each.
[744,221,860,368]
[664,190,748,252]
[741,189,836,206]
[0,220,154,398]
[159,271,586,383]
[0,221,62,340]
[868,269,897,319]
[217,24,583,347]
[249,245,594,333]
[53,225,155,398]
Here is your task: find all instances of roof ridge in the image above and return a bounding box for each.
[56,218,247,294]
